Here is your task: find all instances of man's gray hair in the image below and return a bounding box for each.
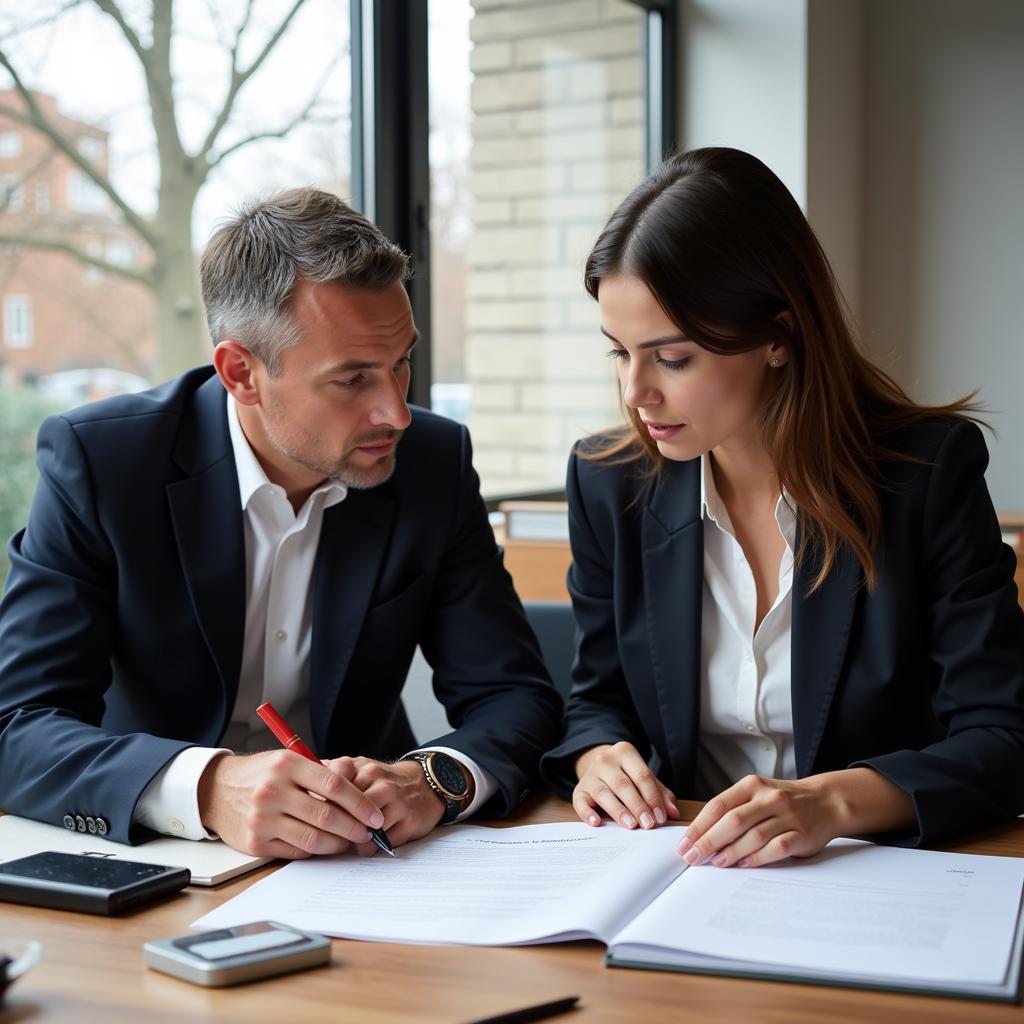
[200,187,409,374]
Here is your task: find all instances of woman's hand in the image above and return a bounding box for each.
[677,768,916,868]
[573,741,680,829]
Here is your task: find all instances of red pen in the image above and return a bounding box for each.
[256,701,396,857]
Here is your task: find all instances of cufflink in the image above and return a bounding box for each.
[63,814,75,830]
[96,817,109,836]
[75,815,87,833]
[85,816,97,834]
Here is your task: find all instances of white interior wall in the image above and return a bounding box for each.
[862,0,1024,509]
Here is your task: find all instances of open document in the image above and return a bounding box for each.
[192,823,1024,1002]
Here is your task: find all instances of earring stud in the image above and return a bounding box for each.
[770,357,781,367]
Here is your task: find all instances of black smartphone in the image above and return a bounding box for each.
[0,850,190,915]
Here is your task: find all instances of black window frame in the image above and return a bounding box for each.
[351,0,678,414]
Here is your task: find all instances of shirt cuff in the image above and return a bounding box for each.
[133,747,232,840]
[409,745,498,822]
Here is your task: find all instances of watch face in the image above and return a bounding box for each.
[429,754,469,799]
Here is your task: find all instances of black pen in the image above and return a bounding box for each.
[462,995,580,1024]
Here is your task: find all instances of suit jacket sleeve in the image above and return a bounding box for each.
[415,425,562,816]
[540,448,651,798]
[0,414,192,844]
[854,420,1024,845]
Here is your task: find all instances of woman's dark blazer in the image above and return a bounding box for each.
[541,418,1024,845]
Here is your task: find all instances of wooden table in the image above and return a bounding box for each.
[3,795,1024,1024]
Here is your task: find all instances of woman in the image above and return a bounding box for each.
[540,147,1024,867]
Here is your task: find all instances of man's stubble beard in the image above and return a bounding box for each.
[265,425,401,490]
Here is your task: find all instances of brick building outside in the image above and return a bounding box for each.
[0,89,155,400]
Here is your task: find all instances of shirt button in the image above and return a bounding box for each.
[275,629,287,642]
[282,536,293,547]
[169,819,184,834]
[763,743,772,752]
[745,724,755,733]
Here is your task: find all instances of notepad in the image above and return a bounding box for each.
[0,814,270,886]
[190,822,1024,1002]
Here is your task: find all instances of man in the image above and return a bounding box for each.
[0,187,561,858]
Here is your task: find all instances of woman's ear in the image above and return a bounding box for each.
[768,310,793,366]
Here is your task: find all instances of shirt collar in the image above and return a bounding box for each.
[226,393,347,512]
[700,452,797,551]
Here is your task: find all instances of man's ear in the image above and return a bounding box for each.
[213,341,261,406]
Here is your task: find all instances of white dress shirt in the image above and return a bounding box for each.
[693,454,798,799]
[134,394,494,839]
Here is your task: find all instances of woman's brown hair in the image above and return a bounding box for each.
[584,147,982,592]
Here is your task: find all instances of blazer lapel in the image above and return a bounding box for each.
[791,533,862,777]
[641,458,703,793]
[166,376,246,717]
[308,486,397,753]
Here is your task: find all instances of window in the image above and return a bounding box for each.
[1,176,24,212]
[84,240,105,283]
[105,239,136,267]
[0,131,21,158]
[77,135,104,161]
[0,2,353,585]
[4,295,32,348]
[426,0,668,496]
[66,170,108,214]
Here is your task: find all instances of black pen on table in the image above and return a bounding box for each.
[256,700,396,857]
[462,996,580,1024]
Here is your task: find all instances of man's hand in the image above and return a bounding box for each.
[676,768,916,868]
[197,751,385,859]
[573,741,680,829]
[321,756,445,854]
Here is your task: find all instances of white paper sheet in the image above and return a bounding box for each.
[192,822,686,945]
[612,838,1024,985]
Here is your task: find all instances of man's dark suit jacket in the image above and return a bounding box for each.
[0,367,561,843]
[541,418,1024,845]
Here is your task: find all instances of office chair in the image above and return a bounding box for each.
[522,600,575,703]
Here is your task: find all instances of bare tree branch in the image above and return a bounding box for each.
[0,53,158,248]
[88,0,147,63]
[0,0,86,45]
[0,232,154,286]
[197,0,308,164]
[206,53,341,171]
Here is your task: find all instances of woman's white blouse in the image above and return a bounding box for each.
[693,454,798,798]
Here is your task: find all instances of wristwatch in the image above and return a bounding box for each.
[401,752,474,824]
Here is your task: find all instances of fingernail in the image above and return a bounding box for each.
[736,857,750,868]
[621,813,636,828]
[676,835,691,854]
[639,812,654,829]
[654,806,666,824]
[369,811,384,828]
[588,814,601,827]
[684,847,702,866]
[712,853,728,867]
[668,803,680,817]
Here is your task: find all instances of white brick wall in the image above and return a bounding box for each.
[465,0,646,495]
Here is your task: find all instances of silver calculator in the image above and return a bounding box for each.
[144,920,330,986]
